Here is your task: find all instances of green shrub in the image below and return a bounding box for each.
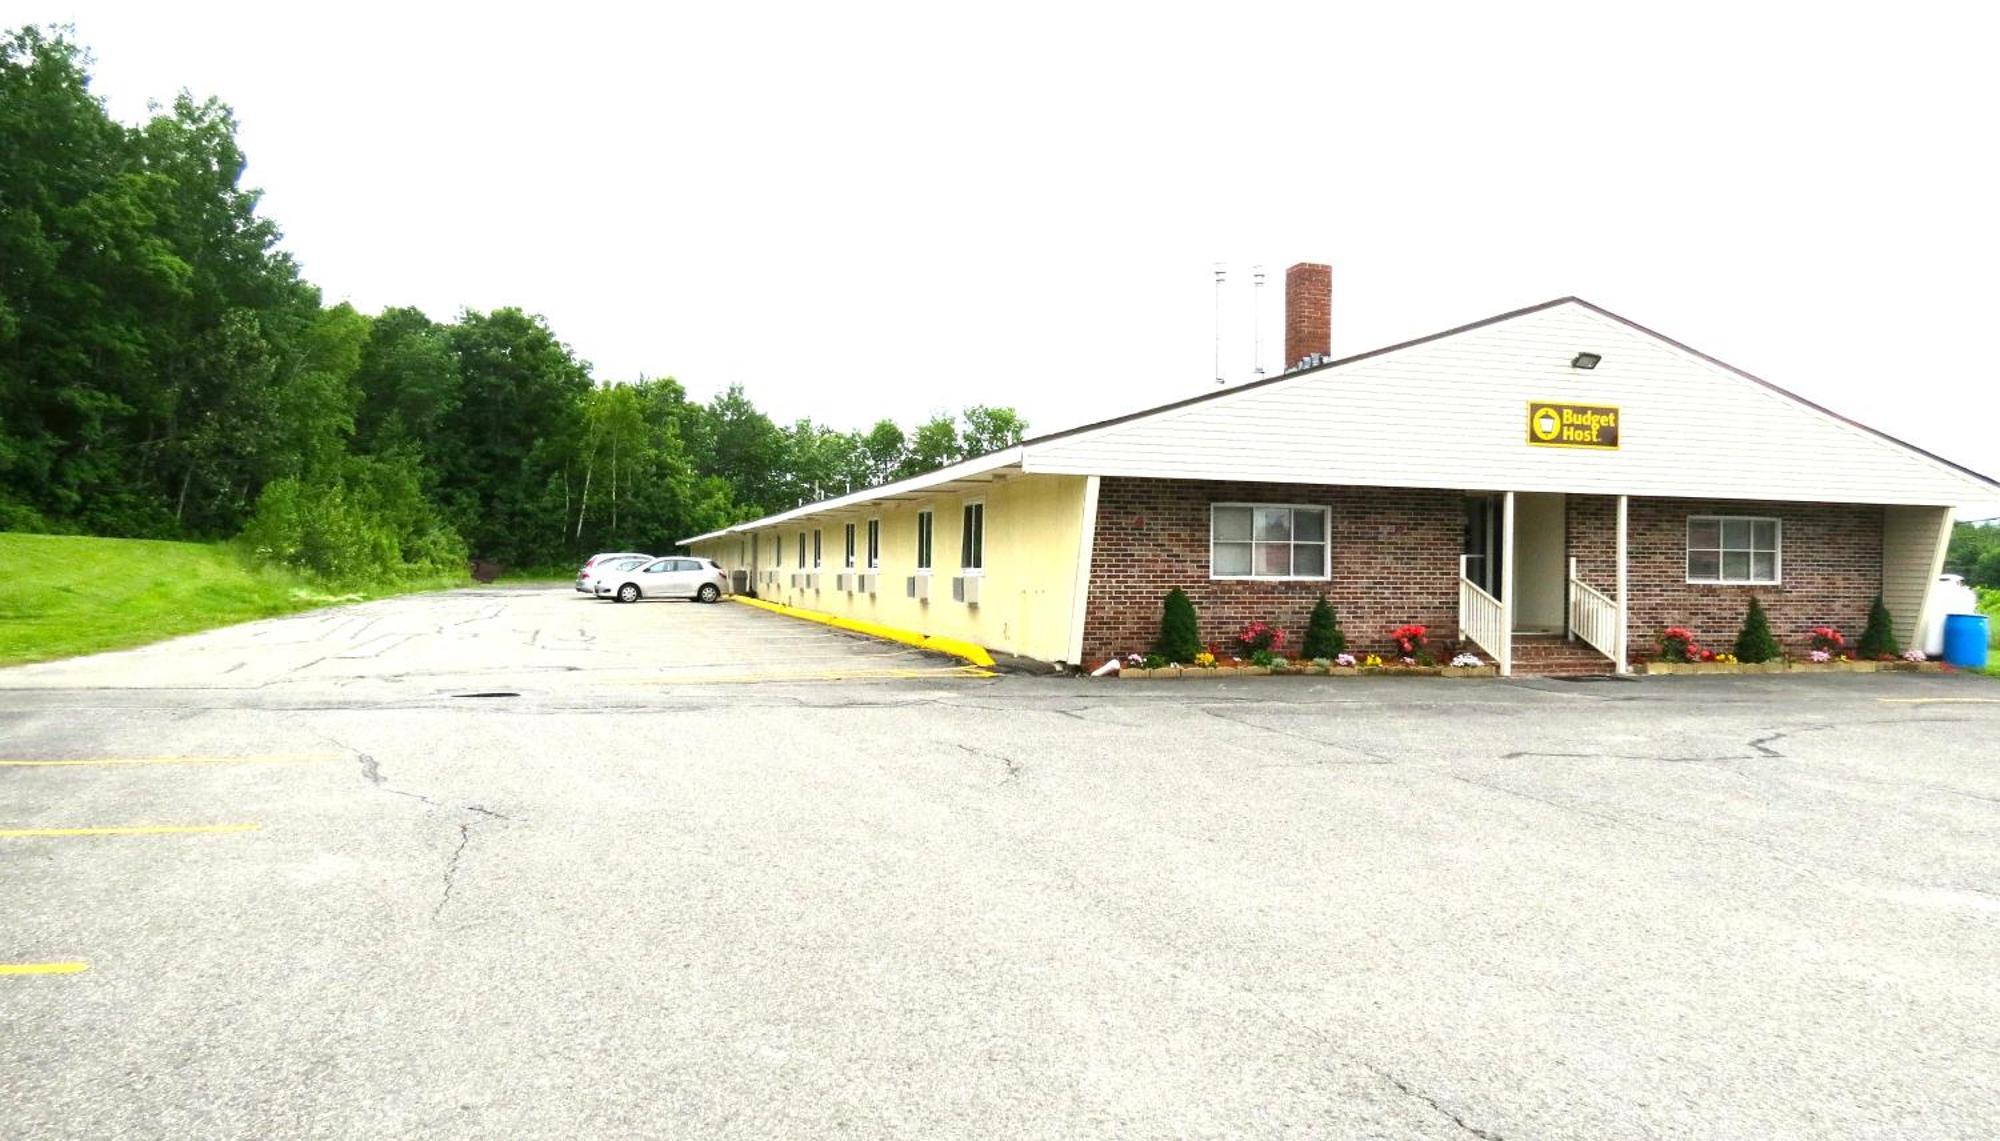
[1734,596,1782,663]
[1857,595,1898,659]
[240,455,467,586]
[1301,594,1345,659]
[1249,648,1279,668]
[1155,588,1201,664]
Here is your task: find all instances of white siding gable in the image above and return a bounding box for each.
[1022,301,1996,507]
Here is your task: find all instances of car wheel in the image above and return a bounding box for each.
[697,584,720,603]
[616,583,641,604]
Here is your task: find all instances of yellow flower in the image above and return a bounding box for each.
[1193,651,1216,668]
[1363,654,1383,668]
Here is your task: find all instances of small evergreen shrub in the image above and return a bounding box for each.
[1734,596,1782,663]
[1155,588,1201,664]
[1858,595,1897,659]
[1301,595,1345,659]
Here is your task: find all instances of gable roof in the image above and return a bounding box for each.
[684,297,1998,543]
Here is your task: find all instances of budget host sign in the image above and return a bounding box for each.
[1527,402,1619,449]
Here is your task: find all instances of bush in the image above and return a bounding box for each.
[1301,595,1345,659]
[1734,596,1781,663]
[239,456,467,586]
[1155,588,1201,664]
[1857,595,1897,659]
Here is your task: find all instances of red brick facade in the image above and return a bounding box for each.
[1081,478,1462,664]
[1284,263,1331,369]
[1082,480,1886,667]
[1622,497,1881,659]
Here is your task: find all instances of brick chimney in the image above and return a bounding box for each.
[1284,262,1331,370]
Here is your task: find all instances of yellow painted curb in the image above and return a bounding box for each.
[0,962,89,975]
[728,595,996,668]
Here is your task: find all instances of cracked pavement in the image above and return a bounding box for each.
[2,586,1999,1138]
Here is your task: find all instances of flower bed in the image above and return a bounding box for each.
[1638,658,1949,676]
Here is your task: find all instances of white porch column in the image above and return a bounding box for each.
[1615,494,1630,675]
[1500,491,1516,677]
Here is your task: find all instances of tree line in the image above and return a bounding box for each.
[1946,520,2000,591]
[0,26,1025,579]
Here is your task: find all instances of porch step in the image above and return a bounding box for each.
[1509,634,1618,677]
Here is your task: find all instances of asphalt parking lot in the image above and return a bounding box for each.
[3,586,1998,1139]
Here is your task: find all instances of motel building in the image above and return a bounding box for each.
[684,266,1998,677]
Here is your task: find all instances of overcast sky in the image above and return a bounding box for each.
[34,1,2000,512]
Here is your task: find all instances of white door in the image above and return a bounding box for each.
[1513,493,1567,633]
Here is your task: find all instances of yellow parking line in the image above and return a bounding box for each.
[0,754,339,768]
[623,665,996,686]
[0,823,261,838]
[0,962,89,975]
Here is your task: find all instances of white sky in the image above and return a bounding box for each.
[28,1,2000,513]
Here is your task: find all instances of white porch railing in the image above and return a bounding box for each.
[1567,557,1619,663]
[1459,554,1509,675]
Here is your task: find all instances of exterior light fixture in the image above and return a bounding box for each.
[1571,352,1602,370]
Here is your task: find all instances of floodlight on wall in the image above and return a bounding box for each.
[1571,352,1602,370]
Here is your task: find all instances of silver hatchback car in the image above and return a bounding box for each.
[594,556,730,604]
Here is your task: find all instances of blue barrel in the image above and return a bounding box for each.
[1942,614,1989,669]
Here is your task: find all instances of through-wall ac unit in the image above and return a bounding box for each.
[791,572,806,589]
[860,572,878,595]
[836,572,855,593]
[952,575,981,606]
[808,572,822,591]
[907,574,930,602]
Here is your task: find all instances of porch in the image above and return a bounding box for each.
[1457,491,1625,677]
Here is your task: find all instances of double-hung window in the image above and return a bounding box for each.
[843,523,856,569]
[1687,516,1780,584]
[960,501,985,573]
[812,529,822,568]
[797,531,806,569]
[866,519,880,569]
[1210,504,1329,580]
[916,510,934,571]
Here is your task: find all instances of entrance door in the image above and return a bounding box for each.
[1513,492,1567,633]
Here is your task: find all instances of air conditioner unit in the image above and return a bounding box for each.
[836,572,854,593]
[808,572,822,592]
[952,575,981,606]
[861,572,878,595]
[791,572,806,589]
[907,574,930,602]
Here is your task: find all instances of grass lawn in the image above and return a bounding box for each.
[0,533,464,667]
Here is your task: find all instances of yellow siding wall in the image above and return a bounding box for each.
[691,474,1090,663]
[1882,505,1953,649]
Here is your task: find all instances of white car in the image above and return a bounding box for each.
[595,556,730,604]
[576,552,652,594]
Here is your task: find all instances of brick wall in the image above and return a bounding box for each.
[1624,497,1882,658]
[1081,478,1462,664]
[1080,482,1886,666]
[1284,263,1332,369]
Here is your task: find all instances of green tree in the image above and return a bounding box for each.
[1155,588,1201,663]
[1301,595,1345,659]
[1857,595,1898,659]
[961,404,1028,455]
[857,419,906,486]
[900,413,962,478]
[1734,596,1781,663]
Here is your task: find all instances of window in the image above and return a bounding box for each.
[812,529,822,568]
[960,501,985,572]
[866,519,880,569]
[916,510,934,571]
[797,531,806,569]
[1687,516,1780,584]
[1210,504,1329,580]
[843,523,856,569]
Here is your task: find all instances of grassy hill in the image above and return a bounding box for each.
[0,533,464,667]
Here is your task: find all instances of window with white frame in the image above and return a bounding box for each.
[843,523,856,569]
[916,510,933,571]
[797,531,806,569]
[1210,504,1329,580]
[812,529,822,568]
[866,519,880,568]
[1687,516,1780,584]
[960,501,985,572]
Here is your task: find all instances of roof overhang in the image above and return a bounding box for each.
[677,447,1025,546]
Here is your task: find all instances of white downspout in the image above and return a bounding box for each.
[1615,494,1630,675]
[1064,476,1102,669]
[1500,491,1516,677]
